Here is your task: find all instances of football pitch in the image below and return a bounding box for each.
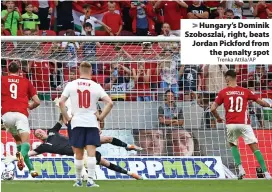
[2,180,272,192]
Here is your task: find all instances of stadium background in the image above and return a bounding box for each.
[1,0,272,180]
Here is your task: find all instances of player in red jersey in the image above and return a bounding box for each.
[1,62,41,178]
[211,70,272,180]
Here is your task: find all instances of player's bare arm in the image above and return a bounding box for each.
[210,102,224,123]
[59,96,70,122]
[158,116,173,125]
[96,108,104,133]
[28,150,38,157]
[159,112,180,126]
[97,95,113,121]
[255,99,272,108]
[28,95,40,110]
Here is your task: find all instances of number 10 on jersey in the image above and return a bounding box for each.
[77,90,90,108]
[229,96,243,112]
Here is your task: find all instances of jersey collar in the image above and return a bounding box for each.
[79,78,91,80]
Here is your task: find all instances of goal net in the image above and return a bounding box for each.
[1,36,272,180]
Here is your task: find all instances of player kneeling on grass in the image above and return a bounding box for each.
[1,62,40,177]
[3,118,143,180]
[211,70,272,180]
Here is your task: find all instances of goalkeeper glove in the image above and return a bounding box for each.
[2,155,17,165]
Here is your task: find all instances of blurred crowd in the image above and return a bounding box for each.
[1,1,272,37]
[2,56,272,102]
[1,0,272,101]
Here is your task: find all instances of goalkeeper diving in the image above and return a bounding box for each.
[3,113,143,180]
[54,97,142,152]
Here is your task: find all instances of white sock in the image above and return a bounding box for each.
[82,166,88,178]
[238,164,244,171]
[264,172,271,177]
[74,159,84,181]
[87,157,96,182]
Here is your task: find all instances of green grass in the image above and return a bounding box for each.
[2,180,272,192]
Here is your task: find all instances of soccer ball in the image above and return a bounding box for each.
[1,169,14,180]
[1,162,15,181]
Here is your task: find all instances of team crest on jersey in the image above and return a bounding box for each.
[48,132,55,136]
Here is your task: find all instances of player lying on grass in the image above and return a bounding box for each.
[1,62,40,178]
[211,70,272,180]
[3,117,142,180]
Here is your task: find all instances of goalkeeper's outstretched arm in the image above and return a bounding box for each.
[28,151,39,157]
[49,121,63,133]
[3,151,39,164]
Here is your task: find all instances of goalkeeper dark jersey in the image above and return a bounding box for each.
[33,122,102,164]
[34,122,74,156]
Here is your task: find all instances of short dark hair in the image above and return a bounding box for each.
[225,70,236,78]
[165,89,175,95]
[8,62,19,73]
[31,29,37,34]
[66,29,75,36]
[83,4,90,9]
[25,2,33,7]
[23,28,31,32]
[5,1,15,4]
[256,64,265,68]
[84,22,93,29]
[225,9,234,15]
[217,3,225,9]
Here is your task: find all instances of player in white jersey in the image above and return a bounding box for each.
[59,62,113,188]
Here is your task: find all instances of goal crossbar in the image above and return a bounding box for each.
[1,36,180,42]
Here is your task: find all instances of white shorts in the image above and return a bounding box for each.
[2,112,30,136]
[226,124,258,145]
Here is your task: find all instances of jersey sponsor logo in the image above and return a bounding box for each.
[48,132,56,136]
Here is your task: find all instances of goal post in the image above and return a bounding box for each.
[1,36,272,180]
